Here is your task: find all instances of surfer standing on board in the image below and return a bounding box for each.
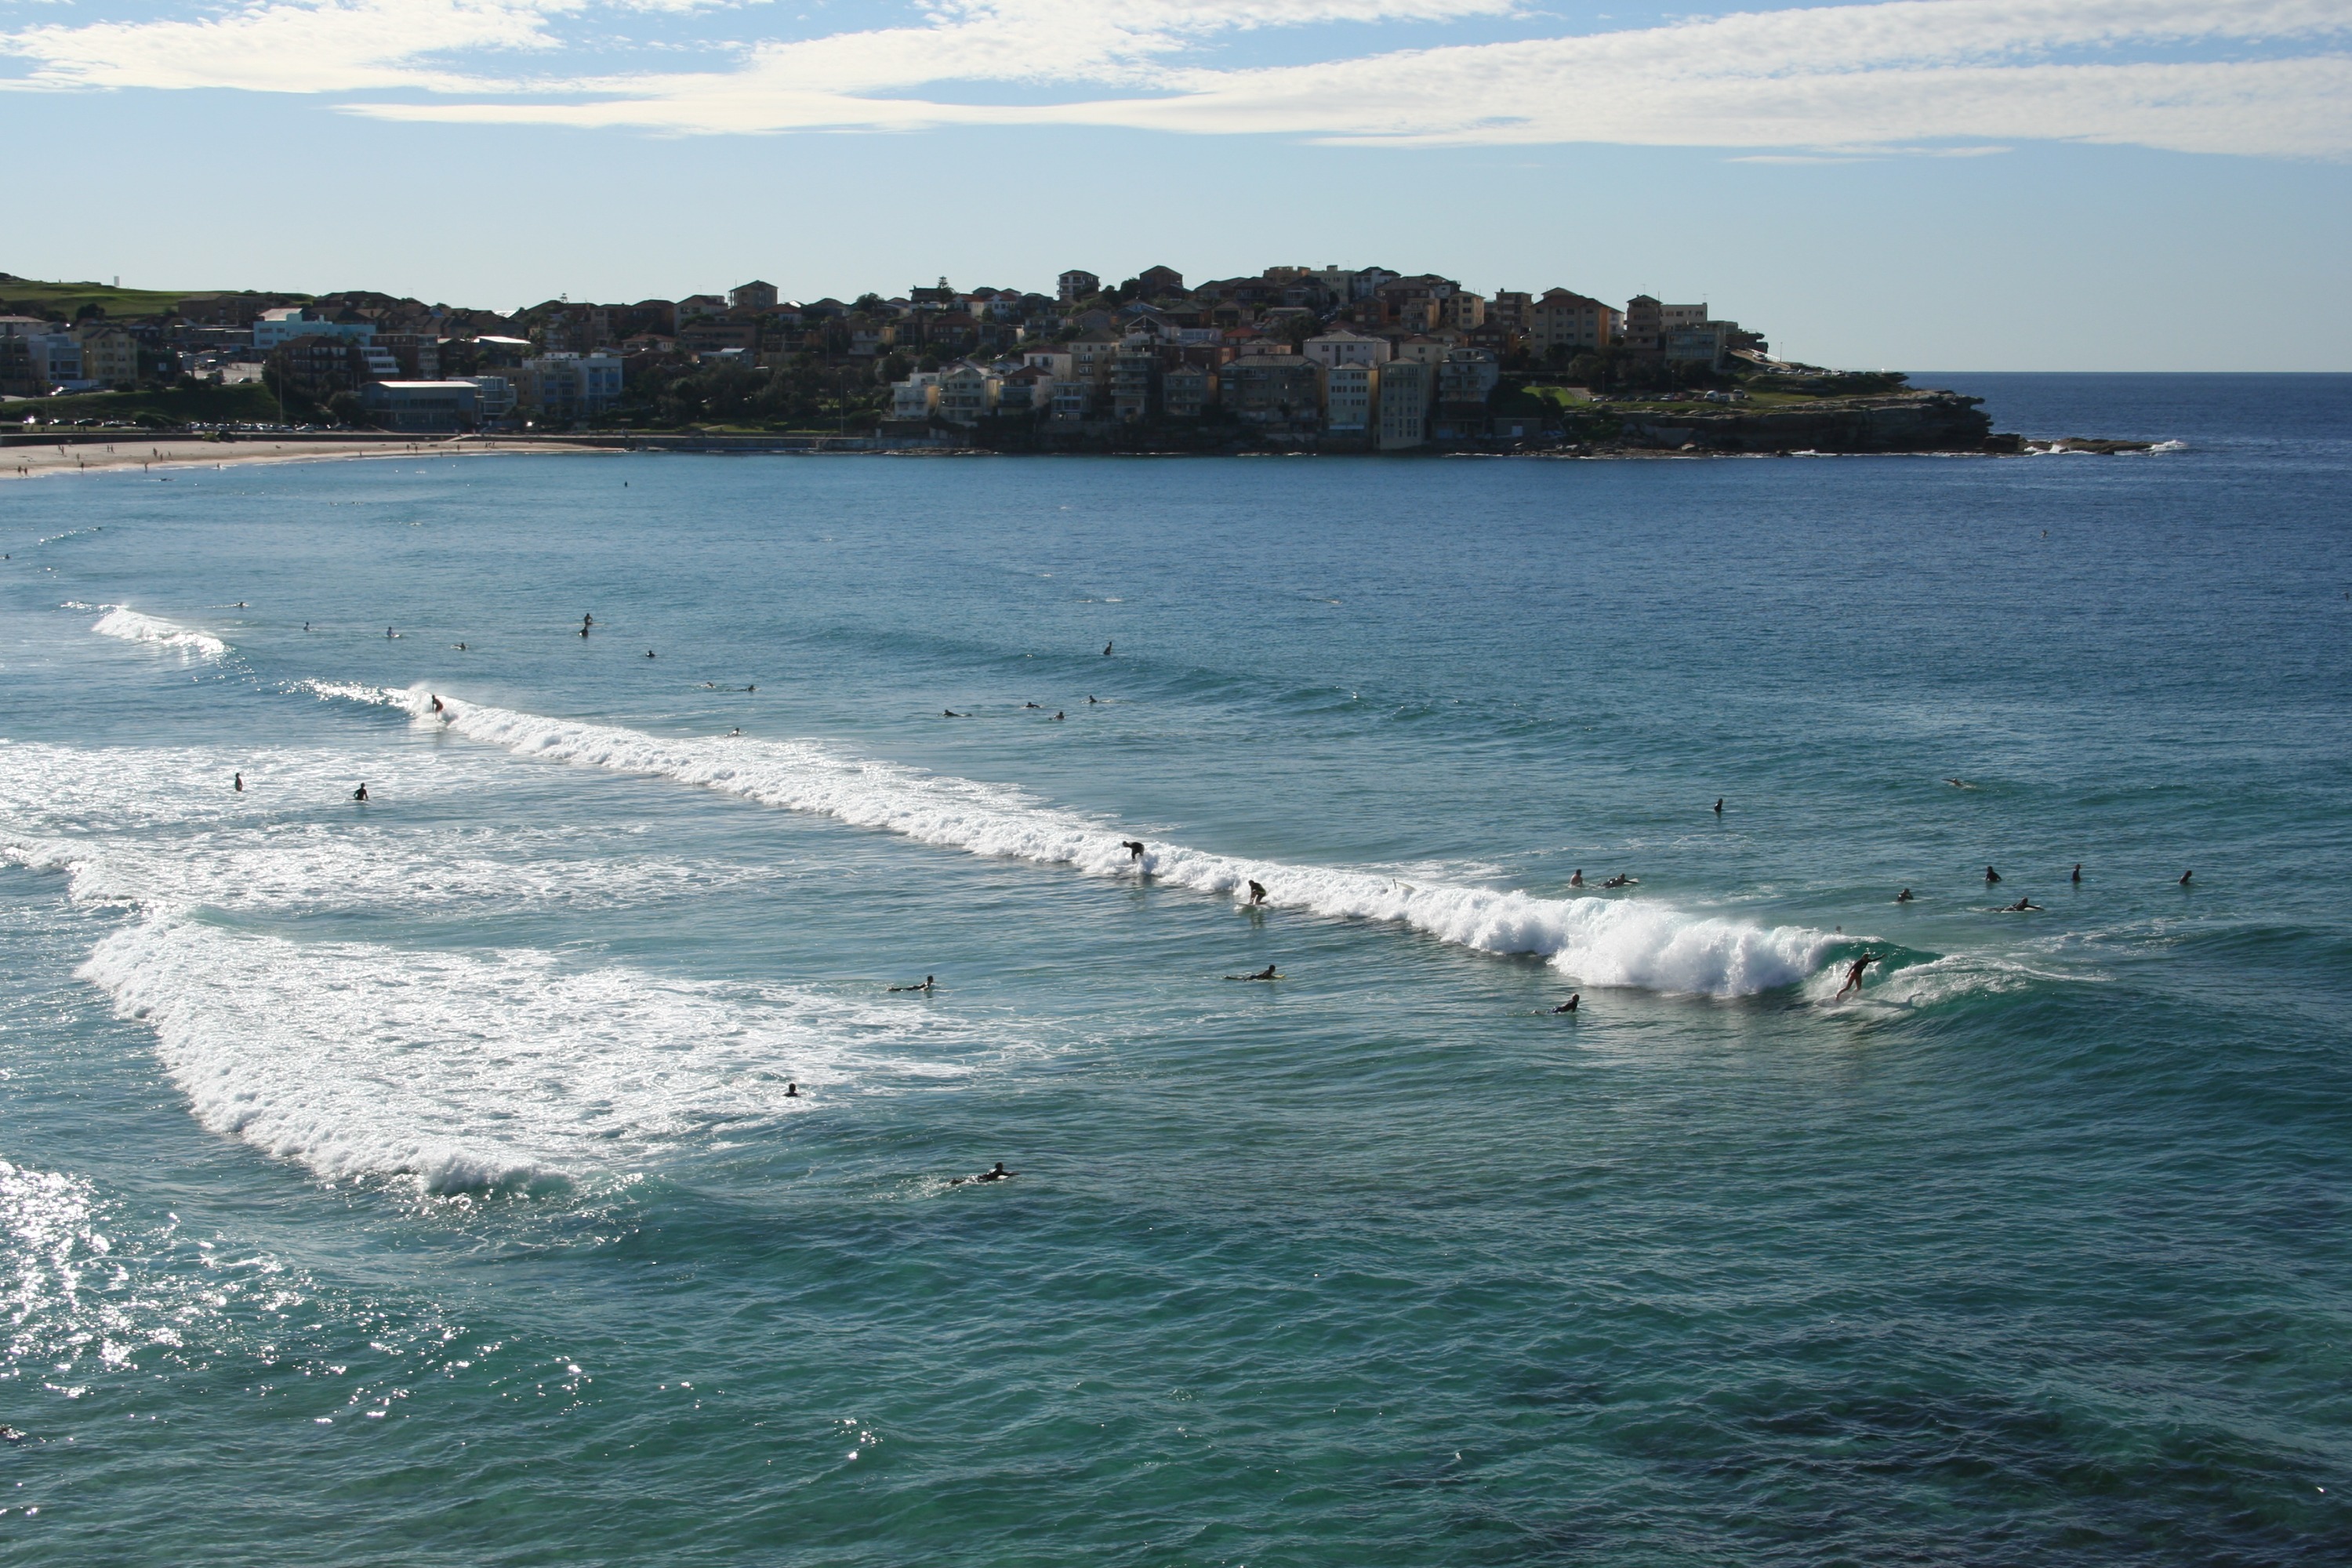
[1247,880,1268,906]
[1836,953,1878,1000]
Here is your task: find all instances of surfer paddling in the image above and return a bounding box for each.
[1601,873,1635,889]
[1227,964,1282,981]
[2000,896,2042,912]
[1554,994,1580,1014]
[888,975,938,994]
[1836,953,1878,1000]
[1896,888,1913,902]
[950,1162,1017,1185]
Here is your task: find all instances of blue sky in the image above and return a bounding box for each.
[6,0,2348,368]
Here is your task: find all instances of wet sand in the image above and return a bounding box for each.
[1,435,609,481]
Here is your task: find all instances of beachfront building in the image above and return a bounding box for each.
[362,379,484,433]
[517,351,623,422]
[1319,361,1375,437]
[78,327,140,389]
[1162,365,1216,419]
[1664,323,1733,371]
[1221,356,1320,431]
[252,308,376,351]
[1111,348,1158,422]
[890,371,941,422]
[935,362,996,426]
[1375,359,1432,450]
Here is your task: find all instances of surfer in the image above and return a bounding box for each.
[1570,869,1584,887]
[949,1162,1016,1185]
[2180,869,2193,886]
[1103,641,1113,656]
[1554,994,1580,1014]
[785,1083,799,1098]
[1053,710,1065,720]
[730,727,741,735]
[2001,896,2042,912]
[233,772,243,793]
[943,709,962,717]
[888,975,937,993]
[456,642,467,652]
[1123,840,1146,862]
[1602,873,1633,889]
[1896,887,1913,902]
[583,613,593,628]
[579,625,590,638]
[430,695,444,714]
[1227,964,1281,981]
[2072,863,2083,884]
[645,649,656,659]
[352,783,369,802]
[1247,880,1268,906]
[387,626,397,639]
[1087,695,1099,704]
[1836,953,1878,1000]
[1025,701,1040,709]
[1714,797,1724,815]
[1984,865,2002,884]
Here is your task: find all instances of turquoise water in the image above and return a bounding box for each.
[3,374,2349,1563]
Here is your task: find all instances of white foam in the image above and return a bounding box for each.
[79,919,964,1194]
[325,684,1836,998]
[90,606,228,660]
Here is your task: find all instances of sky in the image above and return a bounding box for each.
[5,0,2349,369]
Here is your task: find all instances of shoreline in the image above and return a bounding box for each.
[0,435,615,482]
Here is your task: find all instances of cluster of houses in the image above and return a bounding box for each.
[1,264,1770,445]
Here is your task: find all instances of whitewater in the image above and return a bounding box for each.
[323,681,1842,998]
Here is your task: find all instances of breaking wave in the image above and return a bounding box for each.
[89,606,228,660]
[319,683,1839,998]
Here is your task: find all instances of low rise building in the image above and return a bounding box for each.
[935,362,996,426]
[253,308,376,351]
[1162,365,1217,418]
[1058,270,1100,304]
[517,351,623,421]
[1221,356,1320,430]
[890,371,942,422]
[1303,329,1391,369]
[1526,289,1619,355]
[361,379,483,433]
[729,280,779,312]
[1111,348,1158,422]
[79,327,141,388]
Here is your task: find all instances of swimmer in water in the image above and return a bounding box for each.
[456,642,466,651]
[1836,952,1878,1000]
[888,975,938,994]
[1896,887,1913,902]
[746,685,755,692]
[949,1162,1016,1185]
[1103,641,1113,656]
[234,772,243,793]
[1714,797,1724,815]
[785,1083,799,1098]
[1053,710,1065,720]
[731,727,741,735]
[1123,840,1146,862]
[1227,964,1281,981]
[1554,994,1580,1014]
[645,649,656,659]
[1087,695,1099,704]
[2180,869,2193,886]
[1984,866,2002,884]
[2001,896,2042,912]
[943,709,962,717]
[352,783,369,802]
[579,626,590,638]
[1025,701,1040,709]
[1247,880,1268,906]
[2072,863,2082,884]
[1570,869,1584,888]
[387,626,397,639]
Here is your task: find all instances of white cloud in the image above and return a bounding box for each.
[5,0,2349,158]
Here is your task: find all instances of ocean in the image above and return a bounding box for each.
[2,373,2348,1564]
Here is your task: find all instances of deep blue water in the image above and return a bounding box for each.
[2,374,2348,1564]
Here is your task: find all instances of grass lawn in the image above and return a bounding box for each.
[0,276,304,321]
[4,383,289,426]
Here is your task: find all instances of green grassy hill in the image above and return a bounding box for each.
[5,383,287,426]
[0,274,306,321]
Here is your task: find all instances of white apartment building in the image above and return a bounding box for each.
[252,308,376,350]
[935,363,996,426]
[1303,329,1392,369]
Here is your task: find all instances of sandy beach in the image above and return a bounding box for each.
[1,434,609,481]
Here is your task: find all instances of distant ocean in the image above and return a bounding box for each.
[3,372,2348,1564]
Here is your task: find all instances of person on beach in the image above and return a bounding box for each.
[1896,887,1913,902]
[1555,994,1580,1014]
[1984,866,2002,884]
[1123,840,1146,862]
[889,975,937,993]
[1570,869,1584,887]
[352,783,369,802]
[234,772,243,793]
[1228,964,1281,981]
[1836,953,1878,1000]
[1247,880,1268,906]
